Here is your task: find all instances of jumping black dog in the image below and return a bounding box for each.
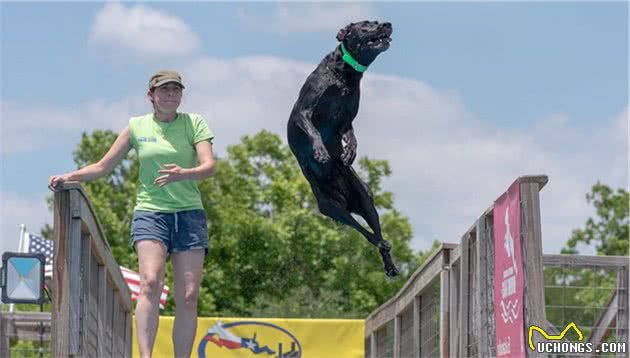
[287,21,399,277]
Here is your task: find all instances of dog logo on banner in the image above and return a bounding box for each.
[198,320,302,358]
[500,207,520,324]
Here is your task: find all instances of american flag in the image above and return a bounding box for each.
[22,231,169,309]
[120,266,169,309]
[24,233,54,277]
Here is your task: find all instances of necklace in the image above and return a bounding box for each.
[154,113,178,139]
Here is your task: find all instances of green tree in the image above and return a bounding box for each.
[562,183,629,256]
[544,183,628,340]
[43,129,431,318]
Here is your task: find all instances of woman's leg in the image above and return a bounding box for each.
[135,240,168,358]
[171,249,205,358]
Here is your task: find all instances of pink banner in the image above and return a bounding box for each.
[493,181,526,357]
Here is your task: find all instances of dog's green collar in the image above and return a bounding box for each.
[340,43,367,73]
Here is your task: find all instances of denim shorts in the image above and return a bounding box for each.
[130,209,208,255]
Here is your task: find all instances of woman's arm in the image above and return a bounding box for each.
[48,127,132,191]
[185,140,216,179]
[153,140,216,187]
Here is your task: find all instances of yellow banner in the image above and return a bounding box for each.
[132,316,365,358]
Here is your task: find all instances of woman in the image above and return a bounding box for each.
[48,70,216,358]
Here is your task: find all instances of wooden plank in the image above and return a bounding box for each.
[440,268,450,358]
[90,252,101,354]
[80,202,133,310]
[370,332,376,358]
[97,264,106,358]
[588,291,617,346]
[68,189,83,355]
[543,254,630,268]
[118,297,127,357]
[418,295,424,357]
[449,262,460,358]
[105,286,113,357]
[0,313,8,358]
[393,315,400,358]
[52,189,71,357]
[471,234,479,355]
[113,295,121,357]
[485,213,496,357]
[520,182,546,358]
[475,216,490,357]
[81,231,92,357]
[124,311,132,358]
[1,314,52,341]
[458,233,470,357]
[413,296,421,358]
[616,267,628,357]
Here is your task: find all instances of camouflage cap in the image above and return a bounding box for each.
[149,70,185,90]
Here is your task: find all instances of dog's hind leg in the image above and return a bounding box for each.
[344,166,399,277]
[311,183,382,246]
[344,167,386,245]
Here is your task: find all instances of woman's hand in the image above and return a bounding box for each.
[154,164,186,187]
[48,174,71,192]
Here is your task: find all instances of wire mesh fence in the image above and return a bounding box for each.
[375,319,395,358]
[419,280,440,358]
[0,311,51,358]
[543,265,627,357]
[399,305,414,357]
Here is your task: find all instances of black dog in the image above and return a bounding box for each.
[287,21,399,277]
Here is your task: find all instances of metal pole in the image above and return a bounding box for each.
[39,301,44,358]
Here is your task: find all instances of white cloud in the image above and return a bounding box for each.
[89,2,201,59]
[239,3,379,34]
[0,191,51,257]
[2,54,626,256]
[0,97,148,155]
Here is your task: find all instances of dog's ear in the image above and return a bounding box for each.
[336,23,352,42]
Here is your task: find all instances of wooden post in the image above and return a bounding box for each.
[440,267,450,358]
[81,233,91,356]
[449,260,460,358]
[459,233,471,357]
[370,332,376,358]
[485,213,496,357]
[475,216,490,357]
[393,315,400,358]
[68,189,83,355]
[52,189,71,357]
[0,313,9,358]
[519,176,547,358]
[97,264,106,358]
[616,267,628,358]
[413,295,421,358]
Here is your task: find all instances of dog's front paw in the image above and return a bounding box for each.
[342,146,356,166]
[313,144,331,163]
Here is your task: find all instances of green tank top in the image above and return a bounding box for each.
[129,112,214,212]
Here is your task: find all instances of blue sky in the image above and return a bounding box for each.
[1,2,627,256]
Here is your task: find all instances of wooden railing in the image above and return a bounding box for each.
[52,182,133,357]
[0,311,51,356]
[365,175,630,358]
